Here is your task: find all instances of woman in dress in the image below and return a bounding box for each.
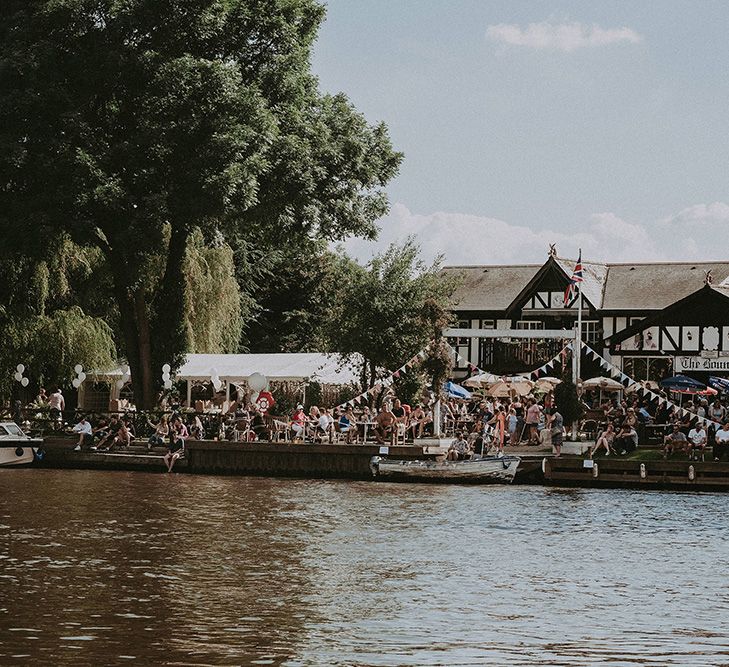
[589,422,616,458]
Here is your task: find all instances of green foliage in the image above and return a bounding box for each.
[0,0,402,407]
[185,229,243,353]
[555,375,584,425]
[392,370,427,406]
[328,239,459,390]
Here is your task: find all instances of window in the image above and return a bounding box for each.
[581,320,600,344]
[516,321,544,330]
[622,357,673,383]
[480,319,495,329]
[452,318,471,368]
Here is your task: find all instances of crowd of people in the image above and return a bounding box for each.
[18,381,729,467]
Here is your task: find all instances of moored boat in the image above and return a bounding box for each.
[0,421,43,467]
[370,455,521,484]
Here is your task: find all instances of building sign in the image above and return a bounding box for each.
[674,356,729,373]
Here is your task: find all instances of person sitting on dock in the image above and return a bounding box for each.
[97,415,122,450]
[72,416,94,451]
[374,405,396,445]
[408,404,431,440]
[687,423,708,461]
[615,423,638,456]
[338,406,355,443]
[589,423,616,458]
[147,415,169,451]
[714,421,729,461]
[446,431,472,460]
[663,424,687,460]
[164,416,188,472]
[291,404,306,442]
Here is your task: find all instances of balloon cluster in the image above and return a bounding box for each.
[115,365,131,391]
[210,368,222,392]
[71,364,87,389]
[162,364,173,390]
[14,364,29,388]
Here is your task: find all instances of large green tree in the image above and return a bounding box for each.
[0,0,401,408]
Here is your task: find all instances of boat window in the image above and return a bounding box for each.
[0,426,8,435]
[4,424,22,436]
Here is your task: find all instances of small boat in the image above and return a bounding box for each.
[0,421,43,467]
[370,455,521,484]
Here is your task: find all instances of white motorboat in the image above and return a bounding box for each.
[0,421,42,466]
[370,455,521,484]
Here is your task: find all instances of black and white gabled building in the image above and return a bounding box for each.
[443,251,729,382]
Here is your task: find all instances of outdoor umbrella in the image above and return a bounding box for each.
[462,372,501,388]
[535,376,562,392]
[709,376,729,394]
[582,377,625,391]
[487,379,533,398]
[444,381,472,400]
[660,375,706,392]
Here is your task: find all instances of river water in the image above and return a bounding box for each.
[1,469,729,666]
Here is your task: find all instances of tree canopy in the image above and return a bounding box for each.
[0,0,402,407]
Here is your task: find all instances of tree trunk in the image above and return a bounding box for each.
[111,276,144,410]
[134,290,155,409]
[152,224,191,374]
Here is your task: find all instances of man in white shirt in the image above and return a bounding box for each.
[49,388,65,421]
[714,422,729,462]
[72,416,94,451]
[687,424,707,461]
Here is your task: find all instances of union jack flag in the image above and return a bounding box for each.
[563,252,583,306]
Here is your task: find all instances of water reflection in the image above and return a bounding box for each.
[2,470,729,665]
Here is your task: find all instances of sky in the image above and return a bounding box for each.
[311,0,729,266]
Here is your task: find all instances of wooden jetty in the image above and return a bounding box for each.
[543,456,729,491]
[38,437,437,478]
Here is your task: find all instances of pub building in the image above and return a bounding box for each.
[443,246,729,386]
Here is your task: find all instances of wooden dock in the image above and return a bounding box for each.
[37,437,436,478]
[543,456,729,491]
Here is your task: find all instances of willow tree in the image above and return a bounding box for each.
[0,0,401,408]
[0,248,117,399]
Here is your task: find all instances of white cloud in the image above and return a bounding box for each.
[659,202,729,227]
[338,203,728,267]
[486,21,643,52]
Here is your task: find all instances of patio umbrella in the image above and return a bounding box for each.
[487,379,533,398]
[660,375,706,392]
[444,381,472,400]
[626,380,660,394]
[582,377,625,391]
[535,376,562,391]
[462,372,501,388]
[709,376,729,394]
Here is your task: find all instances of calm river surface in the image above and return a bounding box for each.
[2,469,729,666]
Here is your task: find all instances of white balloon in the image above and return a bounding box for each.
[162,363,171,374]
[14,372,23,382]
[163,380,173,389]
[248,372,268,392]
[16,364,25,373]
[213,379,222,392]
[74,364,83,374]
[21,377,29,387]
[78,372,86,382]
[72,378,81,388]
[162,372,170,381]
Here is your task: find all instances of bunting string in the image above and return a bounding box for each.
[579,342,720,429]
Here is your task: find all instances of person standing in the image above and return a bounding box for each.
[549,408,564,458]
[48,387,65,422]
[525,399,542,445]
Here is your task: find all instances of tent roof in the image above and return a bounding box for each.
[94,353,361,385]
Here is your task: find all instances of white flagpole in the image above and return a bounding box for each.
[576,248,583,385]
